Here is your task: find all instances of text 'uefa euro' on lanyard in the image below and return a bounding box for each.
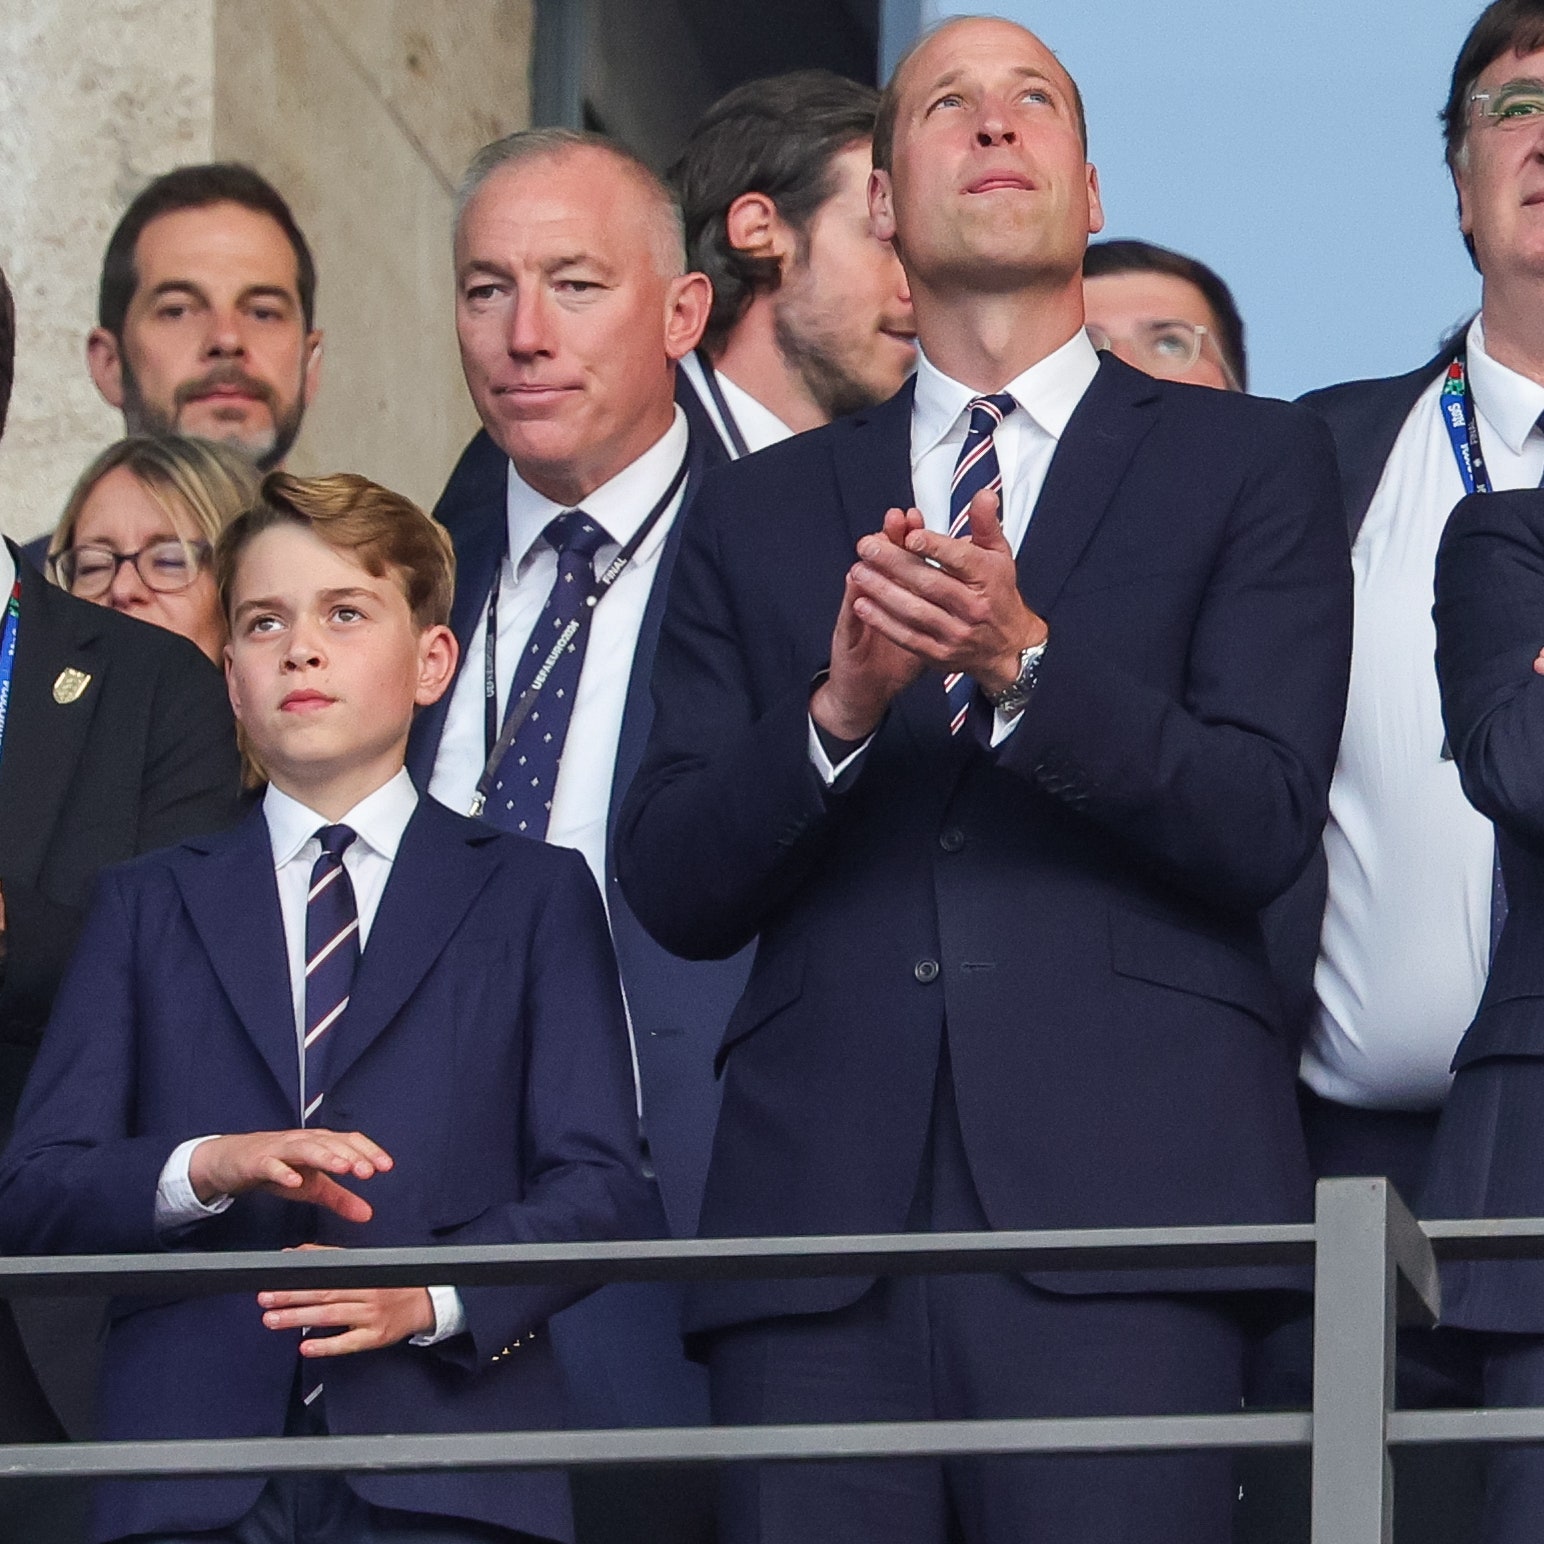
[469,455,689,819]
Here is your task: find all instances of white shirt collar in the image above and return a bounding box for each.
[713,370,794,452]
[0,542,16,599]
[911,327,1101,465]
[504,407,690,575]
[263,766,419,868]
[1468,316,1544,458]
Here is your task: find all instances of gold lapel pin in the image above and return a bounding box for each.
[52,668,92,705]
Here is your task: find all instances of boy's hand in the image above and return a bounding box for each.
[188,1129,393,1222]
[258,1244,434,1355]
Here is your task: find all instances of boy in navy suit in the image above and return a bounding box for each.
[0,472,660,1544]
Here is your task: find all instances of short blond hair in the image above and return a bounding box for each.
[215,471,455,632]
[49,435,262,580]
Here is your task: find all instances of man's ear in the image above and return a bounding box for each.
[724,191,786,262]
[302,329,324,407]
[664,271,713,362]
[1086,163,1105,238]
[869,168,897,245]
[414,624,459,708]
[86,327,126,410]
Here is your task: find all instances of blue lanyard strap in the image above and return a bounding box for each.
[0,579,22,769]
[1440,349,1492,497]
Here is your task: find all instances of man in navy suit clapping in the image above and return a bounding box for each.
[619,16,1353,1544]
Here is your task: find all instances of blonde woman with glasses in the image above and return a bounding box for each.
[48,435,260,664]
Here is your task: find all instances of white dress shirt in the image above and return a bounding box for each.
[810,329,1100,781]
[155,769,464,1343]
[1304,317,1544,1111]
[0,543,16,601]
[428,410,691,892]
[679,352,794,458]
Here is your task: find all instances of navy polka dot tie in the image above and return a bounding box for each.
[485,511,609,840]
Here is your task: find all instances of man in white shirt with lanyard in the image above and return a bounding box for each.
[671,71,917,460]
[1253,3,1544,1537]
[403,128,729,1544]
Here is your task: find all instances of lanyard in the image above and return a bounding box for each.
[695,349,752,460]
[0,579,21,769]
[471,456,689,818]
[1440,348,1495,496]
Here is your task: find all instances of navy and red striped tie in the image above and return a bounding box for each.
[944,393,1017,735]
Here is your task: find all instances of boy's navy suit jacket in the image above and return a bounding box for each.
[0,796,662,1544]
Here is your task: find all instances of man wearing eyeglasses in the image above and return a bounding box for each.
[1254,2,1544,1536]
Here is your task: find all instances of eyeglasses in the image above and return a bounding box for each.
[1085,320,1240,391]
[56,538,212,599]
[1469,79,1544,130]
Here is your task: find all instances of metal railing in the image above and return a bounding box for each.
[4,1177,1544,1543]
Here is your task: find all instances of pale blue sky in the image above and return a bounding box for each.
[926,1,1485,399]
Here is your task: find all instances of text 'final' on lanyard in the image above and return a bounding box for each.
[0,579,23,767]
[469,455,690,819]
[1441,348,1499,496]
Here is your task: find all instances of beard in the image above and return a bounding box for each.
[771,270,897,423]
[120,356,305,472]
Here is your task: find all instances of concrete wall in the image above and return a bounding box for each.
[0,0,532,543]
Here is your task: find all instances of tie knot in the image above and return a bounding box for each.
[966,393,1017,437]
[314,824,357,863]
[545,510,608,561]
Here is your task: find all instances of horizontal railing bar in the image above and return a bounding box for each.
[1390,1408,1544,1445]
[1423,1219,1544,1261]
[0,1413,1313,1481]
[0,1226,1316,1297]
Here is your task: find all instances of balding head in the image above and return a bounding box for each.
[456,129,687,279]
[874,15,1087,174]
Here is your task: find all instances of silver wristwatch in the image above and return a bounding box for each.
[987,639,1047,718]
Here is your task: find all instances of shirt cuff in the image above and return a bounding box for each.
[154,1136,234,1235]
[807,715,874,786]
[989,706,1026,747]
[411,1286,468,1346]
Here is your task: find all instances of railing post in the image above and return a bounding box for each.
[1310,1178,1438,1544]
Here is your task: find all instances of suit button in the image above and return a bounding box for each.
[914,958,940,984]
[939,827,965,853]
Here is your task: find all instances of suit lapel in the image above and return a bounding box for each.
[0,561,110,888]
[606,426,710,876]
[832,380,917,548]
[1014,355,1161,618]
[406,433,507,787]
[173,810,300,1113]
[322,800,502,1092]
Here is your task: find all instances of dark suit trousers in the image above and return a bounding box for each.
[1239,1085,1482,1544]
[706,1041,1247,1544]
[113,1376,544,1544]
[1470,1334,1544,1544]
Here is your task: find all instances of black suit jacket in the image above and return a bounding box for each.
[618,358,1353,1334]
[0,550,242,1132]
[1263,340,1464,1049]
[1421,489,1544,1330]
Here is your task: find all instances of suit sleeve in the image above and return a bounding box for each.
[617,483,855,961]
[0,638,240,1043]
[0,868,174,1256]
[991,407,1354,911]
[427,848,665,1371]
[1435,491,1544,847]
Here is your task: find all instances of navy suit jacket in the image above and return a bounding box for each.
[0,798,660,1543]
[1423,489,1544,1331]
[1263,341,1462,1048]
[405,390,745,1429]
[617,358,1353,1336]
